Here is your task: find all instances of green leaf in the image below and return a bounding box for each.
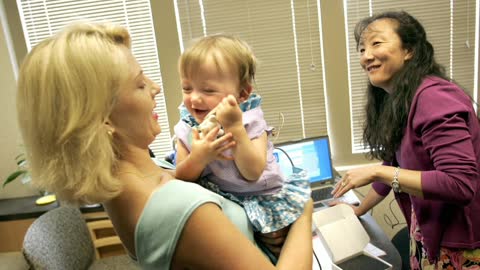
[16,158,26,166]
[14,153,25,161]
[3,170,28,188]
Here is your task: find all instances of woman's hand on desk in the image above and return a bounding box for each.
[328,200,365,217]
[330,188,386,217]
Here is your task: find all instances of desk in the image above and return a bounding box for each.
[359,213,402,269]
[312,213,402,270]
[0,195,59,221]
[0,196,59,252]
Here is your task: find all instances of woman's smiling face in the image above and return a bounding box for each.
[358,19,412,93]
[108,48,161,148]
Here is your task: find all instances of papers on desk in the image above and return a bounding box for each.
[364,242,386,257]
[312,204,392,270]
[312,234,330,270]
[313,235,388,270]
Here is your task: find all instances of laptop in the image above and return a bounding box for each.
[273,136,360,209]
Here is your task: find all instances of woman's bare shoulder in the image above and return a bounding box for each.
[171,203,275,270]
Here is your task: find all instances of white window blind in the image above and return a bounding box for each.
[174,0,328,142]
[16,0,172,157]
[344,0,478,153]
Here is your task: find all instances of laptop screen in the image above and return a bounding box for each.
[273,136,334,184]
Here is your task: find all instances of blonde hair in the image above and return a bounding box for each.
[179,34,257,89]
[16,22,132,205]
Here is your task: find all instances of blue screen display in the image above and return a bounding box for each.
[273,137,333,183]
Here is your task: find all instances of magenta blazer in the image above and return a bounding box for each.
[373,76,480,262]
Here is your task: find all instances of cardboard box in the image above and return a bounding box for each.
[312,204,392,270]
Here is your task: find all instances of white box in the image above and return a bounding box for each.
[312,204,392,270]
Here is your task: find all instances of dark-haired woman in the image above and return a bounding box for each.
[333,11,480,269]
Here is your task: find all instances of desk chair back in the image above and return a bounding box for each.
[391,226,409,270]
[22,206,95,270]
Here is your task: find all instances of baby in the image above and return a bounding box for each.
[174,34,311,235]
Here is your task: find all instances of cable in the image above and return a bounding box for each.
[274,147,294,168]
[271,112,285,144]
[277,147,320,269]
[274,146,304,174]
[313,249,322,269]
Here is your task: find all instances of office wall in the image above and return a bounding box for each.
[320,0,373,168]
[150,0,182,131]
[0,0,37,199]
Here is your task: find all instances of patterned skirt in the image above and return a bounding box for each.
[199,169,311,234]
[410,207,480,269]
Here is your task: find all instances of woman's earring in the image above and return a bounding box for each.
[107,130,114,137]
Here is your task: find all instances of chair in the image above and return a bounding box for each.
[22,206,95,269]
[391,226,409,270]
[86,219,126,259]
[22,205,140,270]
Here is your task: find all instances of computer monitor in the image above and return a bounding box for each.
[273,136,334,184]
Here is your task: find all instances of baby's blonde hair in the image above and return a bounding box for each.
[16,22,131,205]
[179,34,257,89]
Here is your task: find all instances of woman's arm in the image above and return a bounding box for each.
[372,166,423,197]
[275,199,313,269]
[353,188,386,216]
[172,200,313,270]
[332,165,422,199]
[330,187,386,216]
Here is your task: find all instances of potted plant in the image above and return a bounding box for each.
[3,152,30,188]
[3,152,56,205]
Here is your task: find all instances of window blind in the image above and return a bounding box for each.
[344,0,478,153]
[174,0,328,142]
[16,0,172,157]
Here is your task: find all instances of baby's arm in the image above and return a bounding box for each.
[216,95,267,181]
[231,129,267,181]
[175,140,203,181]
[175,128,235,182]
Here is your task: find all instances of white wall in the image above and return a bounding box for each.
[0,0,37,199]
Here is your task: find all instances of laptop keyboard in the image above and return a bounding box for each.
[311,186,334,202]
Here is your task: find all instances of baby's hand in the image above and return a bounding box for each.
[190,127,235,164]
[215,95,243,129]
[196,114,224,138]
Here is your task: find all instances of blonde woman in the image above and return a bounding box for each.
[16,22,313,270]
